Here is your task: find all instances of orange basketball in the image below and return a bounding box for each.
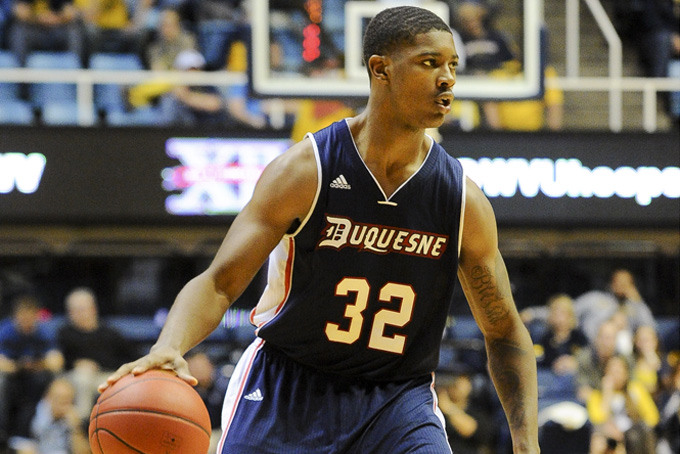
[89,370,211,454]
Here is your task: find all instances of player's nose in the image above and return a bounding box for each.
[437,66,455,88]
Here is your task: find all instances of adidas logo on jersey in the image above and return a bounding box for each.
[330,174,351,190]
[244,389,263,401]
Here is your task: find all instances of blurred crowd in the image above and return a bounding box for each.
[436,268,680,454]
[0,0,563,131]
[0,267,678,454]
[0,0,677,131]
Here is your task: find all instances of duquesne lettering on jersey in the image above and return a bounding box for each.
[317,214,449,258]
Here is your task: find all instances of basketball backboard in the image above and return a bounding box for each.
[250,0,544,100]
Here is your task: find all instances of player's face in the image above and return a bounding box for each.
[387,30,457,128]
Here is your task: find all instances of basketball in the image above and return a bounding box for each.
[89,370,211,454]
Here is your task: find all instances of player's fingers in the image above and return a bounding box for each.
[98,362,137,392]
[130,354,175,375]
[98,354,167,391]
[164,356,199,386]
[175,368,199,386]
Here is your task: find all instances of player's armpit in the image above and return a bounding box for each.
[206,139,318,302]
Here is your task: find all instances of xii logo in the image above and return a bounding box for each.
[161,138,288,215]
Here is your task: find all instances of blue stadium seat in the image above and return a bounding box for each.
[0,99,34,125]
[106,106,165,126]
[89,52,143,114]
[0,50,21,100]
[25,51,81,108]
[41,101,80,125]
[197,20,241,70]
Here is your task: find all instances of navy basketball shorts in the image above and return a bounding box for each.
[217,338,452,454]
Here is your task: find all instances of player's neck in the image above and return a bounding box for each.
[348,112,430,166]
[348,113,431,197]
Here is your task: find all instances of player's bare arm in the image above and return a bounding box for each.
[457,177,540,454]
[100,140,319,390]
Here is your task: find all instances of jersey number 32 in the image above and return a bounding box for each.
[325,277,416,355]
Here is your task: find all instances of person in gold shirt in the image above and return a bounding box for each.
[587,355,659,454]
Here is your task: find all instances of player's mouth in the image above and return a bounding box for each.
[435,93,453,113]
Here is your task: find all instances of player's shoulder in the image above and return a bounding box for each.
[259,136,318,194]
[277,136,317,174]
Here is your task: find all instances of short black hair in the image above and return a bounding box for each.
[362,6,451,72]
[12,293,40,314]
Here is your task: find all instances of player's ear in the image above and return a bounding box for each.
[367,55,389,83]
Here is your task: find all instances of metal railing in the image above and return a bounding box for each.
[564,0,680,132]
[2,67,677,132]
[552,76,680,132]
[566,0,623,131]
[0,68,248,126]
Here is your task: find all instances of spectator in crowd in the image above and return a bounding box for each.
[521,268,656,344]
[25,377,89,454]
[632,324,669,397]
[158,48,228,127]
[146,6,195,71]
[126,6,197,110]
[215,40,273,130]
[454,0,516,75]
[453,0,527,130]
[0,294,63,442]
[656,361,680,454]
[609,307,635,357]
[580,269,656,344]
[57,287,137,420]
[575,319,626,403]
[536,293,589,376]
[185,349,230,454]
[435,368,496,454]
[182,0,250,71]
[75,0,154,58]
[586,354,659,454]
[220,79,271,130]
[8,0,84,65]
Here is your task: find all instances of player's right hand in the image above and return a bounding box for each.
[97,345,198,392]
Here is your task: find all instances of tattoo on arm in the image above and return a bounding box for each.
[489,339,528,429]
[470,265,509,324]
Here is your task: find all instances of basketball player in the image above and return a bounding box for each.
[101,6,539,454]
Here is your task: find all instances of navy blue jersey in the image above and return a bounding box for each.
[251,119,465,381]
